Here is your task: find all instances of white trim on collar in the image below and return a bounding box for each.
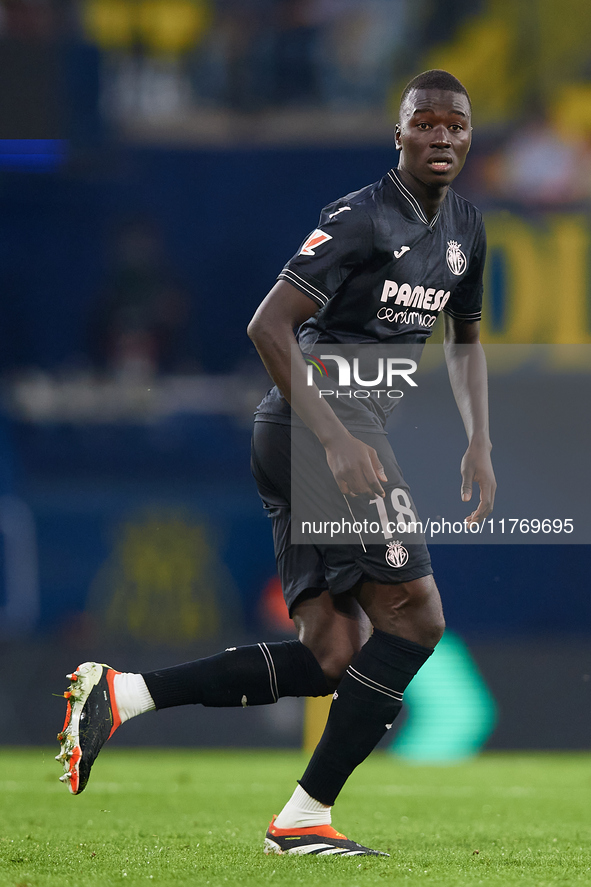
[388,169,440,229]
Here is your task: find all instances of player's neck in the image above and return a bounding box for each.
[395,167,449,222]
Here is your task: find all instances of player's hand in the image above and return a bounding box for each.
[460,441,496,524]
[324,432,388,498]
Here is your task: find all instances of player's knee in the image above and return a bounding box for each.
[373,609,444,649]
[305,646,355,691]
[360,576,445,648]
[402,581,445,646]
[422,611,446,647]
[319,661,348,692]
[412,583,445,645]
[299,635,358,689]
[293,590,369,690]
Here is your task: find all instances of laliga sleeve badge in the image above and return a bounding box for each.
[385,540,409,568]
[299,229,333,256]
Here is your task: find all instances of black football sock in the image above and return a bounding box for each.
[299,629,433,806]
[142,640,330,709]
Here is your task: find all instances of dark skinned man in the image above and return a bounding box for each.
[57,70,495,858]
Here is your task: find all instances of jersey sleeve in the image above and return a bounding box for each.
[277,204,373,309]
[443,217,486,323]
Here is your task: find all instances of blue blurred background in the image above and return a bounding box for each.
[0,0,590,754]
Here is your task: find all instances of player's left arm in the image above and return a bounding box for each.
[443,314,496,523]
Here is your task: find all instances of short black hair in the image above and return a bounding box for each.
[400,69,471,113]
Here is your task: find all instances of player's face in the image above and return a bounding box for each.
[395,88,472,187]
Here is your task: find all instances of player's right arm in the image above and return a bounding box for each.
[247,280,387,498]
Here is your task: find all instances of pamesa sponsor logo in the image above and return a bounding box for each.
[378,279,451,329]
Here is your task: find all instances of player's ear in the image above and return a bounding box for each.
[394,124,402,150]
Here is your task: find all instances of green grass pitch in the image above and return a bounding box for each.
[1,749,591,886]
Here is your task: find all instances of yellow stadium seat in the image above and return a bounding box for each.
[83,0,136,50]
[552,84,591,137]
[137,0,211,55]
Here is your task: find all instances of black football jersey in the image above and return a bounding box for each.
[256,168,486,429]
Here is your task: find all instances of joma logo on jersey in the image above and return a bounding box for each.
[299,229,333,256]
[380,279,451,311]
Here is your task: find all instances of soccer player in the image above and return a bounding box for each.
[57,69,495,857]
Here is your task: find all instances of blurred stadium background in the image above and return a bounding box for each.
[0,0,590,758]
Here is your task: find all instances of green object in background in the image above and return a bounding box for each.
[391,631,497,762]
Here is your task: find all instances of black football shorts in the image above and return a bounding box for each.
[251,420,432,614]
